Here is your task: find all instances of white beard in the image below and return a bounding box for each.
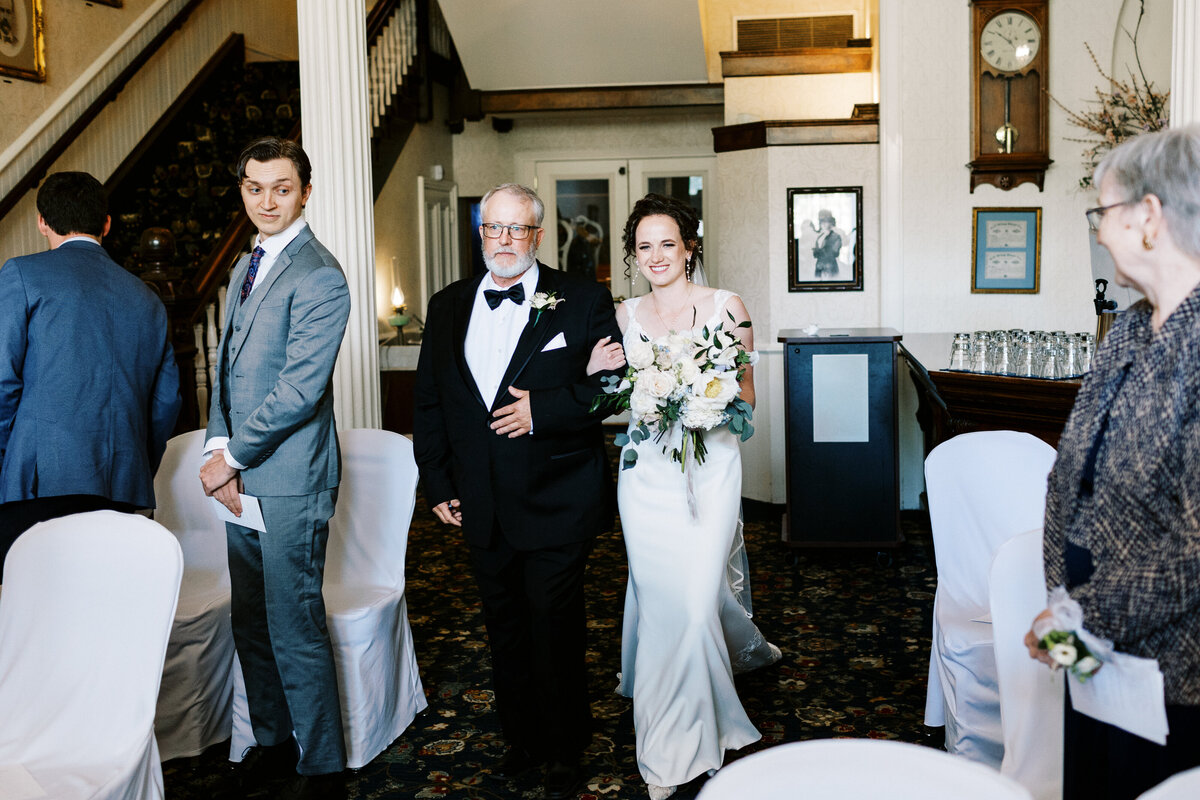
[483,246,537,279]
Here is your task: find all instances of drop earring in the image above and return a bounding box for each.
[1143,235,1155,251]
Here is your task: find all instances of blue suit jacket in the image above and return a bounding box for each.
[0,240,181,507]
[206,226,350,497]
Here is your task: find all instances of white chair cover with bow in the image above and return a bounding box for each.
[0,512,183,800]
[230,428,427,768]
[696,739,1033,799]
[990,528,1064,800]
[924,430,1057,768]
[1138,766,1200,799]
[153,429,236,761]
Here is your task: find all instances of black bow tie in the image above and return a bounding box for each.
[484,284,525,310]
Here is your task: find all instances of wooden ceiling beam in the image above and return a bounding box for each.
[478,83,723,114]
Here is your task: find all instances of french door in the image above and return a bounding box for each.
[533,156,717,300]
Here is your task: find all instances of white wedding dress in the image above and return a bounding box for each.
[616,290,780,792]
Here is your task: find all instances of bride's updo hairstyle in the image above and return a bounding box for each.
[621,193,703,280]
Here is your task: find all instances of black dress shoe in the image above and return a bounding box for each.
[489,746,543,778]
[213,740,297,798]
[278,771,348,800]
[544,760,584,800]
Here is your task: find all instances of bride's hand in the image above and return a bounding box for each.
[587,336,626,375]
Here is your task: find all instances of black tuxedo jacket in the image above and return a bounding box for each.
[413,263,621,550]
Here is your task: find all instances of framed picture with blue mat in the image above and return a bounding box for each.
[971,207,1041,293]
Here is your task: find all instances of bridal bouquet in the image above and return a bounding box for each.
[1033,587,1109,682]
[591,313,756,472]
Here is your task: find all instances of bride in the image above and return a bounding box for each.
[589,194,781,799]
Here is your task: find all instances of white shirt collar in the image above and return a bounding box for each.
[255,218,307,259]
[59,235,102,247]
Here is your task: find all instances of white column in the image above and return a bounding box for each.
[1173,0,1200,125]
[878,0,904,331]
[296,0,381,429]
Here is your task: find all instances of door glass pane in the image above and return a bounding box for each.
[647,175,705,267]
[554,178,613,292]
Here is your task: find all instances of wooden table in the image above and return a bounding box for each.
[899,333,1081,450]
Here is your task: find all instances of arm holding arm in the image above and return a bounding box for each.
[527,287,623,436]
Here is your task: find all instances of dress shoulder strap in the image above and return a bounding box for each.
[707,289,738,327]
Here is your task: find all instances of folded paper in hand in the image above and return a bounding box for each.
[210,494,267,532]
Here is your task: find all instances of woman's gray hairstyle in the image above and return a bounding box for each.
[480,183,545,225]
[1094,124,1200,258]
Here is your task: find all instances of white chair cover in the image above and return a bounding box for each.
[0,512,183,800]
[696,739,1033,799]
[230,428,428,768]
[990,528,1064,800]
[924,430,1056,768]
[153,429,236,761]
[1138,766,1200,799]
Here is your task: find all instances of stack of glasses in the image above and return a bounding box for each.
[947,330,1094,379]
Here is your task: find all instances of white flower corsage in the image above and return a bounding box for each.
[529,291,564,323]
[1033,586,1112,682]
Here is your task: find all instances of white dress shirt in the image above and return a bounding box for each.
[465,264,539,409]
[203,219,309,469]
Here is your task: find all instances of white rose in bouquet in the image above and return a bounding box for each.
[642,368,677,399]
[711,344,741,369]
[678,356,702,386]
[654,346,674,370]
[663,332,694,363]
[629,384,662,422]
[626,337,655,370]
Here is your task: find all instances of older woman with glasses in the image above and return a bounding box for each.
[1024,125,1200,799]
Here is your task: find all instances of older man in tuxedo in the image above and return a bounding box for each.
[0,171,180,573]
[414,183,621,799]
[200,137,350,800]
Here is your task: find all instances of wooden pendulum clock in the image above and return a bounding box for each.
[968,1,1052,191]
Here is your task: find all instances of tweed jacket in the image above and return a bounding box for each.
[1044,284,1200,705]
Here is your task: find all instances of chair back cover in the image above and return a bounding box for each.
[154,429,229,577]
[926,431,1057,618]
[1138,766,1200,799]
[324,428,419,591]
[990,528,1064,800]
[0,512,183,798]
[696,740,1033,799]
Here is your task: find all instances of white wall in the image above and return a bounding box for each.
[892,0,1130,337]
[374,84,455,334]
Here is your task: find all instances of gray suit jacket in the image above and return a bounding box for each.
[0,241,180,507]
[206,226,350,497]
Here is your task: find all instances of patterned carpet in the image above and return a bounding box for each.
[164,475,940,799]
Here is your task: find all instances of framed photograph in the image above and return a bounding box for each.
[971,207,1041,293]
[0,0,45,82]
[787,186,863,292]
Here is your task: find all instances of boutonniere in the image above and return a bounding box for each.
[529,291,564,324]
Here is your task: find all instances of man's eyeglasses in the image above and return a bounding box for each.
[481,223,540,240]
[1085,201,1133,232]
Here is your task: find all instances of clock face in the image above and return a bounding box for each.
[980,11,1041,72]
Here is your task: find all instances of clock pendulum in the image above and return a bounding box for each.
[996,76,1017,153]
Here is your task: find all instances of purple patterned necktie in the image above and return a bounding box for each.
[239,246,266,304]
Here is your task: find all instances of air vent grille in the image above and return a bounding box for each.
[736,15,854,50]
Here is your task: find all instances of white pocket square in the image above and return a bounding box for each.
[541,332,567,352]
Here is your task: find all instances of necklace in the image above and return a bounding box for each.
[651,284,695,333]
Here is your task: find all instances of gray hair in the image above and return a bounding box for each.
[1094,124,1200,258]
[480,183,545,226]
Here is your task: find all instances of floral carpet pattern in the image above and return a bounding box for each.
[164,483,939,799]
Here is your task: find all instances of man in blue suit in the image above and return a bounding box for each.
[200,137,350,800]
[0,171,181,573]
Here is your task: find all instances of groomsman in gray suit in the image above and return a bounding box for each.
[200,137,351,800]
[0,171,180,574]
